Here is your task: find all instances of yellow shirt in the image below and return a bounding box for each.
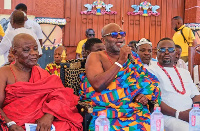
[76,38,87,58]
[0,24,5,37]
[173,25,195,57]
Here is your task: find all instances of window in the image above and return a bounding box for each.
[4,0,11,9]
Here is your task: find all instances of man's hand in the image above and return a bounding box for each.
[118,45,132,65]
[9,124,24,131]
[135,94,148,105]
[36,113,54,131]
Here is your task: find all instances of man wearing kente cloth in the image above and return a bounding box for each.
[0,33,83,131]
[79,23,160,131]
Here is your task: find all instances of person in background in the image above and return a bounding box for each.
[6,3,43,47]
[81,43,87,59]
[0,33,83,131]
[174,44,187,69]
[136,38,157,68]
[0,10,42,65]
[76,29,95,59]
[171,16,197,62]
[84,38,105,58]
[148,37,200,131]
[79,23,160,130]
[128,40,137,52]
[45,46,67,77]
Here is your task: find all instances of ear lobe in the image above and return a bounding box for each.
[85,50,91,56]
[101,38,105,43]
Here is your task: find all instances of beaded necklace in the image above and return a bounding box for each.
[105,51,114,65]
[157,62,186,95]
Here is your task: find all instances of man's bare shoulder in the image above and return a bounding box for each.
[0,66,10,84]
[0,65,11,73]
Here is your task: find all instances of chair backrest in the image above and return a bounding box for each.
[188,44,200,81]
[60,59,86,95]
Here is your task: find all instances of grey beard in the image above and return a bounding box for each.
[163,59,171,64]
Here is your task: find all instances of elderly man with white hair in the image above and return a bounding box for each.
[136,38,157,68]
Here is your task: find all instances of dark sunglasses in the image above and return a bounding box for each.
[103,31,126,38]
[88,34,95,37]
[157,47,175,53]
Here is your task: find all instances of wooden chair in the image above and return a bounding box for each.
[188,44,200,82]
[60,58,92,131]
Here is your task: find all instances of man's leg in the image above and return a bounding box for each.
[164,116,189,131]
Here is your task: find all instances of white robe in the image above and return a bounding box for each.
[147,64,200,131]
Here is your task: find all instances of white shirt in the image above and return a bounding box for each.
[6,19,43,39]
[143,59,157,68]
[0,27,42,64]
[147,64,200,111]
[176,59,188,70]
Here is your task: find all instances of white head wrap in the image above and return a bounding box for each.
[136,38,152,47]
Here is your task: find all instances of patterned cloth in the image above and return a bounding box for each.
[45,62,61,76]
[79,52,161,131]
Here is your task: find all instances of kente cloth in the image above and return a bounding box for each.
[0,66,83,131]
[79,52,160,131]
[45,62,61,77]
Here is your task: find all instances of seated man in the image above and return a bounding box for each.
[84,38,105,58]
[128,40,137,52]
[147,38,200,131]
[136,38,157,67]
[79,23,160,130]
[174,44,187,69]
[45,46,67,76]
[0,33,83,131]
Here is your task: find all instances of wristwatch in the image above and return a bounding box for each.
[6,121,16,128]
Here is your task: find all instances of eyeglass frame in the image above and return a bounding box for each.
[103,31,126,38]
[157,47,176,53]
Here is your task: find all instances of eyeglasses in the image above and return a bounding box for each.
[157,47,175,53]
[103,31,126,38]
[88,34,95,37]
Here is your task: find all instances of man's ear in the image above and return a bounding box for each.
[12,48,17,57]
[85,50,91,56]
[101,37,105,44]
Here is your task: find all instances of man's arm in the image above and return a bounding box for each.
[86,45,131,92]
[161,101,190,122]
[192,95,200,103]
[192,39,197,47]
